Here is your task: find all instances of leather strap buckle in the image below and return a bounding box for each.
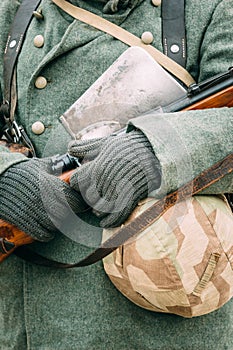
[0,238,15,255]
[5,121,21,143]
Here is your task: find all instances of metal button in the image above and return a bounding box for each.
[31,121,45,135]
[33,35,44,48]
[35,76,47,89]
[151,0,161,6]
[170,44,180,53]
[9,40,17,48]
[141,31,154,45]
[33,9,44,20]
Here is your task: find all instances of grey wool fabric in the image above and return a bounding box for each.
[0,0,232,349]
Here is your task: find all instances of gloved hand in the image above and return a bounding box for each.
[68,130,161,228]
[0,157,88,242]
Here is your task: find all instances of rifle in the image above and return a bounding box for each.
[150,67,233,113]
[0,68,233,263]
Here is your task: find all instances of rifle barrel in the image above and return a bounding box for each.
[161,68,233,113]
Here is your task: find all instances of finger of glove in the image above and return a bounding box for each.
[69,162,93,194]
[91,152,148,207]
[69,131,150,199]
[98,139,161,202]
[63,184,89,213]
[98,160,152,229]
[80,147,129,203]
[70,159,114,211]
[85,134,150,195]
[95,178,148,227]
[68,137,108,160]
[72,136,154,213]
[81,155,127,210]
[99,196,137,228]
[83,165,132,214]
[70,163,109,213]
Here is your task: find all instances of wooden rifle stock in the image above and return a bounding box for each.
[0,170,72,263]
[0,71,233,263]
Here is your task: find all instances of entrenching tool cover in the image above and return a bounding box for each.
[60,46,186,140]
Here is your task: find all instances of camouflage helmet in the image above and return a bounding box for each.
[102,195,233,318]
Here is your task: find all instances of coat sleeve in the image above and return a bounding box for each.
[127,0,233,197]
[128,109,233,197]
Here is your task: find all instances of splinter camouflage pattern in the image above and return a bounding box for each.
[103,195,233,318]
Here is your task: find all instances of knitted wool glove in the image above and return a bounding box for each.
[68,130,161,228]
[0,158,88,242]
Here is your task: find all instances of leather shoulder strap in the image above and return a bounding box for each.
[162,0,186,67]
[2,0,42,118]
[0,0,41,154]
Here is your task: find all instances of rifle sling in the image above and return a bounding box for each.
[15,152,233,268]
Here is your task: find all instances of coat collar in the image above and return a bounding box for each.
[33,0,143,76]
[69,0,143,14]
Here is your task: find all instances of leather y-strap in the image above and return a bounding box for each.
[0,0,41,153]
[3,0,42,112]
[51,0,194,87]
[162,0,186,67]
[15,152,233,268]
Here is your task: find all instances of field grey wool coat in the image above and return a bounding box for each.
[0,0,233,349]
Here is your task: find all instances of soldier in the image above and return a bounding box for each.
[0,0,232,349]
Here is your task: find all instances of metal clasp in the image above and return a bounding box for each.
[4,120,23,143]
[2,118,36,157]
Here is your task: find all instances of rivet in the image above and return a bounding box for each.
[33,9,44,20]
[9,40,17,49]
[170,44,180,54]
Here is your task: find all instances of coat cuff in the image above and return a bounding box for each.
[127,108,233,197]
